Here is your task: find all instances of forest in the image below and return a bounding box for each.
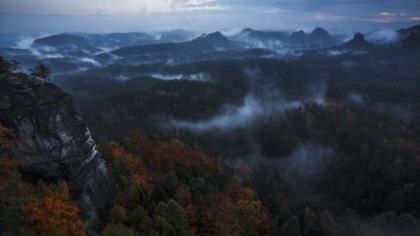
[0,12,420,235]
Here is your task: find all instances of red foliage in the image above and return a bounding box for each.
[24,182,86,236]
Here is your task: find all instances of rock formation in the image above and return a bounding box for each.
[0,62,117,230]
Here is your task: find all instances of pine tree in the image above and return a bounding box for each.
[31,62,51,80]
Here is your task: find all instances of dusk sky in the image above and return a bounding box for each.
[1,0,420,34]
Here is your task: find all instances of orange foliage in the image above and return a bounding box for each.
[0,157,20,182]
[187,179,272,236]
[123,131,220,174]
[24,182,85,236]
[152,139,220,176]
[226,178,255,201]
[175,186,193,207]
[110,133,220,187]
[236,199,272,235]
[107,131,272,235]
[111,144,151,186]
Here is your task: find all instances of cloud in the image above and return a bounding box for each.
[148,73,211,81]
[81,57,102,66]
[1,0,419,34]
[282,144,334,177]
[172,0,229,11]
[366,29,399,44]
[379,11,396,17]
[327,49,350,56]
[0,0,229,14]
[171,94,302,132]
[15,37,35,49]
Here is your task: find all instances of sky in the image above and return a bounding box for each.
[1,0,420,34]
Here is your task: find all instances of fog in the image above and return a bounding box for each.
[148,73,211,82]
[283,144,334,178]
[171,94,302,132]
[81,57,101,67]
[365,29,399,44]
[15,37,36,49]
[347,213,420,236]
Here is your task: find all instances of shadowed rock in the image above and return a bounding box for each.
[0,68,117,230]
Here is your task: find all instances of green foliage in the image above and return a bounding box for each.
[101,223,136,236]
[108,205,128,224]
[128,206,153,234]
[152,216,173,236]
[156,199,189,236]
[31,62,51,80]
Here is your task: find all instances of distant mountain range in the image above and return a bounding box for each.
[1,24,419,75]
[33,30,197,50]
[232,27,338,49]
[30,24,420,56]
[107,32,236,58]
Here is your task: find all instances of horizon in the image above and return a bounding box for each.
[1,0,420,35]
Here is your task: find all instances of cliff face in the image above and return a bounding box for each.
[0,72,117,227]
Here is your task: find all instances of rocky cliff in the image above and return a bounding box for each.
[0,68,117,230]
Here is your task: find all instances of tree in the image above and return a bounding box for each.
[108,205,128,224]
[101,224,136,236]
[0,57,12,75]
[154,200,189,236]
[128,206,153,234]
[165,199,189,236]
[24,182,85,236]
[31,62,51,80]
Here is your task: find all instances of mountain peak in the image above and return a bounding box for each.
[241,28,255,34]
[346,33,373,48]
[291,30,306,37]
[312,27,329,36]
[206,31,226,39]
[398,24,420,48]
[194,31,231,45]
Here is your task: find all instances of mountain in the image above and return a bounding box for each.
[34,33,90,47]
[155,29,197,42]
[234,28,289,41]
[289,30,308,45]
[108,31,236,58]
[34,32,197,50]
[0,57,117,227]
[233,27,337,49]
[345,33,374,49]
[398,24,420,48]
[290,27,337,46]
[33,33,102,57]
[310,27,337,45]
[84,32,156,48]
[191,32,235,48]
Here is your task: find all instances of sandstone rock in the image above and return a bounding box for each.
[0,73,117,229]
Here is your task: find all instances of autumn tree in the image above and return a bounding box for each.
[24,182,85,236]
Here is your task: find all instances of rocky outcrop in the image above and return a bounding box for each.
[0,71,117,229]
[345,33,374,49]
[398,24,420,49]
